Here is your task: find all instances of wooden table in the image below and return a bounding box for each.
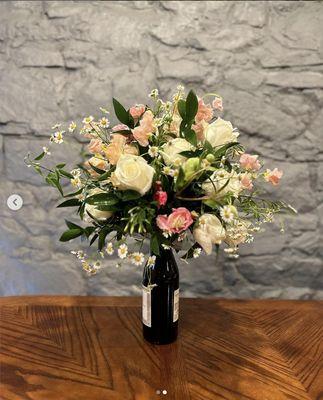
[0,297,322,400]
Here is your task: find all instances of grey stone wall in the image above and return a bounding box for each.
[0,1,322,299]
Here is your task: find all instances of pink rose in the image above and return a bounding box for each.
[239,153,261,171]
[88,139,103,154]
[240,173,253,190]
[154,191,168,207]
[195,99,213,123]
[156,207,193,234]
[132,110,155,147]
[264,168,283,186]
[112,124,129,132]
[212,98,223,111]
[192,121,206,141]
[129,104,145,120]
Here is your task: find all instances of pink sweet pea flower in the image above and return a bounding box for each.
[212,98,223,111]
[240,173,253,190]
[154,191,168,207]
[156,207,193,234]
[264,168,283,186]
[132,110,155,147]
[195,99,213,123]
[88,138,103,154]
[112,124,129,132]
[129,104,145,120]
[239,153,261,171]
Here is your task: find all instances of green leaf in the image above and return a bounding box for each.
[119,190,141,201]
[175,167,185,191]
[89,162,106,175]
[55,163,66,169]
[150,233,160,256]
[59,228,83,242]
[90,233,98,246]
[84,226,96,238]
[97,171,110,181]
[184,128,197,146]
[112,98,134,127]
[58,169,73,179]
[185,90,198,122]
[57,198,81,208]
[85,192,118,205]
[65,220,82,230]
[34,152,45,161]
[95,204,119,212]
[98,229,109,251]
[64,188,83,198]
[177,99,186,120]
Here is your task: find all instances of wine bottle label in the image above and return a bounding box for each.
[173,288,179,322]
[142,288,151,327]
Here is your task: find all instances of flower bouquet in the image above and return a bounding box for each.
[26,85,296,344]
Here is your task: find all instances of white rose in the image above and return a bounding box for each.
[193,214,226,255]
[85,188,113,221]
[162,138,193,166]
[204,118,239,148]
[202,169,242,199]
[111,154,154,196]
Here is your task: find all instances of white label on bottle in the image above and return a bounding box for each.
[173,288,179,322]
[142,288,151,327]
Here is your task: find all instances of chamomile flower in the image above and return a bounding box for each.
[193,248,202,258]
[118,244,128,259]
[163,166,175,177]
[99,117,109,128]
[106,242,114,255]
[71,168,81,178]
[82,116,94,125]
[147,255,156,268]
[161,244,171,250]
[43,146,51,155]
[92,261,101,271]
[220,205,238,223]
[149,88,159,98]
[131,252,145,266]
[69,121,77,133]
[50,131,64,144]
[71,177,82,187]
[148,146,159,158]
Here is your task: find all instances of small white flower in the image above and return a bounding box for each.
[106,242,114,255]
[69,121,77,133]
[162,166,175,177]
[149,89,159,98]
[220,205,238,223]
[148,146,159,158]
[71,168,81,178]
[71,177,82,187]
[147,255,156,268]
[93,261,101,270]
[43,146,51,155]
[100,107,109,114]
[82,116,94,125]
[118,244,128,259]
[51,123,61,130]
[50,131,64,144]
[99,117,109,128]
[193,248,202,258]
[131,252,145,266]
[161,244,171,250]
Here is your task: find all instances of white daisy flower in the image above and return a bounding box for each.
[71,177,82,187]
[106,242,114,255]
[93,261,101,271]
[131,252,145,266]
[50,131,64,144]
[42,146,51,155]
[161,244,171,250]
[148,146,159,158]
[220,205,238,223]
[118,244,128,259]
[163,166,175,177]
[82,116,94,125]
[147,255,156,268]
[193,248,202,258]
[68,121,77,133]
[99,117,109,128]
[71,168,81,178]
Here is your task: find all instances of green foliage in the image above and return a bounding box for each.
[59,228,83,242]
[57,199,81,208]
[112,98,134,128]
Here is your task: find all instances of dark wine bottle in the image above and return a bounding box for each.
[142,247,179,345]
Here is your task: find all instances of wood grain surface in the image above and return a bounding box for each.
[0,296,322,400]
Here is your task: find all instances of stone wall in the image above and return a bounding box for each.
[0,1,322,299]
